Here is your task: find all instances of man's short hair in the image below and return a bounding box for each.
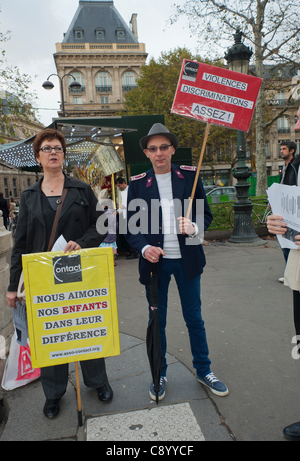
[115,177,126,185]
[281,141,297,156]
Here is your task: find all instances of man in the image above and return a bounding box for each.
[115,177,138,260]
[279,141,299,186]
[125,123,228,401]
[0,192,9,229]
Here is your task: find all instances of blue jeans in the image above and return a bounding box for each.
[146,258,211,378]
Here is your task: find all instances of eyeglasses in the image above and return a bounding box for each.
[40,146,64,153]
[146,144,172,154]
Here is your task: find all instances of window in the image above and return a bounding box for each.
[95,28,105,40]
[27,178,31,188]
[95,72,112,92]
[277,117,290,134]
[277,90,286,106]
[116,28,125,40]
[68,72,85,93]
[73,97,82,105]
[100,96,109,104]
[4,178,8,198]
[13,178,17,197]
[74,28,84,40]
[122,71,137,92]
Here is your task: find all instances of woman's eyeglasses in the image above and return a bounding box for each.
[40,146,64,153]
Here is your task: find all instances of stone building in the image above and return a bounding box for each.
[53,0,148,117]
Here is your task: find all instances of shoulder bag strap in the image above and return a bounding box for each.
[47,188,68,251]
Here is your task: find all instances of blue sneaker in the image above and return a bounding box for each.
[149,377,166,401]
[197,372,229,397]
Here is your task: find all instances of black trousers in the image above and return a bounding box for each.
[40,358,108,400]
[293,290,300,338]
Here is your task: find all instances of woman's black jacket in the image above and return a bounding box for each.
[8,174,106,291]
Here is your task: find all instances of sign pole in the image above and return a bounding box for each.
[75,362,83,427]
[186,123,210,220]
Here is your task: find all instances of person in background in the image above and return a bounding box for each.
[99,199,118,265]
[0,192,9,229]
[9,197,16,219]
[6,128,113,420]
[115,176,138,260]
[267,107,300,441]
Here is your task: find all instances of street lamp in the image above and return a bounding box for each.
[224,28,262,244]
[42,73,81,117]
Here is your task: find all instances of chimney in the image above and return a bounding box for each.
[130,13,138,40]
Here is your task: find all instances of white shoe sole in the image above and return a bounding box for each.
[197,378,229,397]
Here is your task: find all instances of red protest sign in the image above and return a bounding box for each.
[171,60,262,132]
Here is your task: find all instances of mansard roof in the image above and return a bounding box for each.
[62,0,138,44]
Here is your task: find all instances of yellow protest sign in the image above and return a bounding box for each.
[22,248,120,369]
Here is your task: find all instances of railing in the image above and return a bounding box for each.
[96,86,112,93]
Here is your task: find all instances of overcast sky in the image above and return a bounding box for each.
[1,0,208,126]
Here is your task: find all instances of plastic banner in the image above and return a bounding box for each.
[171,59,262,132]
[22,247,120,368]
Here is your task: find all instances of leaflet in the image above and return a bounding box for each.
[267,183,300,250]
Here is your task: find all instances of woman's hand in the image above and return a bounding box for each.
[6,291,19,309]
[295,235,300,248]
[64,241,81,252]
[267,214,287,235]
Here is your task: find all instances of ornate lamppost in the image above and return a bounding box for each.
[42,73,81,117]
[224,28,262,244]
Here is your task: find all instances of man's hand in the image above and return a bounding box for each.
[143,246,165,263]
[177,217,195,235]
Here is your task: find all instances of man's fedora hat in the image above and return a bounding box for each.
[139,123,179,151]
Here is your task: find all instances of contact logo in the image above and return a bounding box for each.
[53,254,82,285]
[182,60,200,82]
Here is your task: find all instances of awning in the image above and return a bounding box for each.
[0,117,137,170]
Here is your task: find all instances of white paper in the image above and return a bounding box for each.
[267,183,300,249]
[51,235,67,252]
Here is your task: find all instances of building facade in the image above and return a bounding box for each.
[53,0,148,117]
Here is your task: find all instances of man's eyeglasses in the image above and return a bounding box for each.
[146,144,172,154]
[40,146,64,153]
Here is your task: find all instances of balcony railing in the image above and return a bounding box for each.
[122,85,138,93]
[69,86,85,94]
[96,86,112,93]
[268,98,298,106]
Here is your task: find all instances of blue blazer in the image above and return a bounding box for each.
[125,164,213,286]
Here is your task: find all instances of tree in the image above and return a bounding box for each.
[122,47,237,173]
[0,16,38,142]
[169,0,300,195]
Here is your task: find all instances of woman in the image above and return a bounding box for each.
[9,198,16,218]
[6,128,113,419]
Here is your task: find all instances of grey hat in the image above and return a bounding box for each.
[139,123,179,151]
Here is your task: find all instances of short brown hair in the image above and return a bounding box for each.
[33,129,66,161]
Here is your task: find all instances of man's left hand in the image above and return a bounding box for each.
[177,217,195,235]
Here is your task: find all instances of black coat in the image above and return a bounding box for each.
[125,164,213,286]
[8,174,106,292]
[280,155,300,185]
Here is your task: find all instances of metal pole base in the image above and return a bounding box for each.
[228,202,263,244]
